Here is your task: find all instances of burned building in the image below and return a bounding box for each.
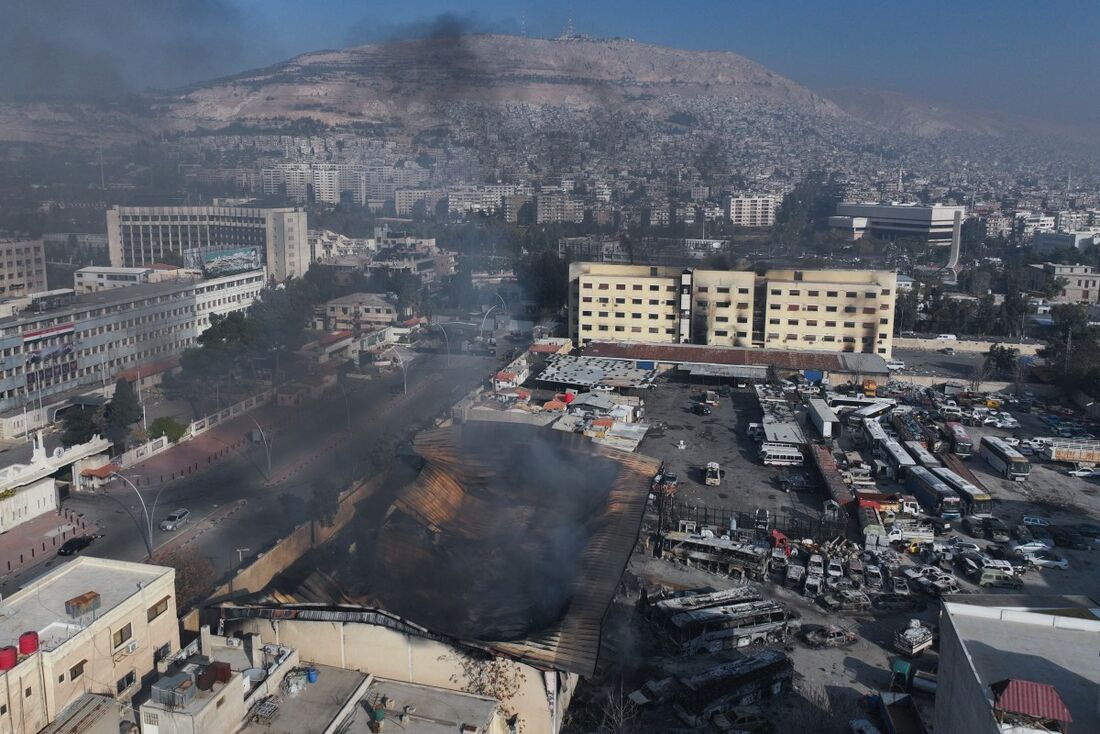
[217,423,660,734]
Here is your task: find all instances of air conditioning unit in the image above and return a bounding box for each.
[125,640,140,654]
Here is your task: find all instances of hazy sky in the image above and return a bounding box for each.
[3,0,1098,127]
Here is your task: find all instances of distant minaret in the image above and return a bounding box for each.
[520,14,527,37]
[564,16,574,37]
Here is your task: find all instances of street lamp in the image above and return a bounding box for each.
[429,323,451,366]
[110,471,170,558]
[479,304,499,340]
[249,416,273,479]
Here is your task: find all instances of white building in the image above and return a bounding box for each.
[73,265,200,294]
[727,195,777,227]
[106,205,309,282]
[832,203,967,244]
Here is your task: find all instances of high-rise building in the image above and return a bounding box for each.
[727,195,778,227]
[0,237,48,297]
[568,262,896,356]
[106,205,308,281]
[831,203,968,244]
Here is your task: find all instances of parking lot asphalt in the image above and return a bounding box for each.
[892,347,985,378]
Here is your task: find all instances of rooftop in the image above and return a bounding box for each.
[582,341,889,375]
[0,556,172,652]
[0,280,197,327]
[238,664,369,734]
[537,354,658,388]
[324,292,393,308]
[944,598,1100,733]
[343,678,500,734]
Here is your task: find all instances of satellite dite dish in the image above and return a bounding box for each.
[53,447,64,459]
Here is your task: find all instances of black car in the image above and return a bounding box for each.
[58,536,95,556]
[692,403,712,416]
[1050,526,1090,550]
[985,517,1011,544]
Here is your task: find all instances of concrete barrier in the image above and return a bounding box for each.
[894,338,1042,355]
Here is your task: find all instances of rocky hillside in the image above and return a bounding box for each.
[156,34,843,131]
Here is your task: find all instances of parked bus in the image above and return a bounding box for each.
[881,439,917,480]
[980,436,1030,481]
[932,467,993,518]
[903,440,942,470]
[861,418,889,450]
[945,422,973,458]
[846,402,895,430]
[760,443,804,467]
[905,465,962,520]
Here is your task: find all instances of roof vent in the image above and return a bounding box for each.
[65,591,101,618]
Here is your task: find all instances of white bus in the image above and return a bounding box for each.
[861,418,889,451]
[903,440,942,470]
[760,443,804,467]
[881,439,917,480]
[932,467,993,518]
[980,436,1030,481]
[847,402,895,430]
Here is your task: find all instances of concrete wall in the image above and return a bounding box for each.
[0,475,57,532]
[207,475,380,603]
[893,338,1042,356]
[935,609,998,734]
[238,618,576,734]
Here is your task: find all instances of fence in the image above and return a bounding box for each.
[669,499,847,544]
[187,388,275,438]
[116,435,171,468]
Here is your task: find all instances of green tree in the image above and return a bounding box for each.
[60,407,104,446]
[148,416,188,443]
[103,379,141,447]
[984,344,1020,377]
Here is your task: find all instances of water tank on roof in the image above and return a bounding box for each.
[18,631,38,655]
[0,646,17,670]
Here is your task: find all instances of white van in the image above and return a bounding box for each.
[935,334,958,341]
[885,360,906,371]
[760,443,804,467]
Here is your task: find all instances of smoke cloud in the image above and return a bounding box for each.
[0,0,271,99]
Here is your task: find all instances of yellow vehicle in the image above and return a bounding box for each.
[986,398,1002,409]
[862,379,878,397]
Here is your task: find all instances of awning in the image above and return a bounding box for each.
[683,364,768,380]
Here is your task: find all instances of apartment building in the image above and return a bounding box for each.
[0,557,178,733]
[316,292,397,332]
[73,265,200,294]
[568,263,896,357]
[832,203,967,244]
[1025,263,1100,303]
[106,205,308,282]
[727,195,778,227]
[0,270,264,431]
[394,189,445,216]
[536,193,585,224]
[0,238,48,298]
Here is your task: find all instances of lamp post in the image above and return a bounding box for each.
[249,416,273,479]
[429,323,451,366]
[479,304,499,341]
[110,471,170,558]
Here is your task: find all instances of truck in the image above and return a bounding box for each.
[1041,438,1100,465]
[703,389,719,406]
[853,490,920,520]
[877,692,928,734]
[885,523,935,545]
[705,462,722,486]
[893,619,934,657]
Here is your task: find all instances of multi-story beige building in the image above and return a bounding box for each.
[727,195,778,227]
[0,557,178,732]
[568,263,896,357]
[1025,262,1100,303]
[315,292,397,332]
[0,238,48,298]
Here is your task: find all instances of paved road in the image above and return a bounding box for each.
[0,352,495,594]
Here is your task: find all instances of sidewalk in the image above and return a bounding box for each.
[0,508,90,579]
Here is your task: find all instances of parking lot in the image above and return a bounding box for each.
[621,373,1100,724]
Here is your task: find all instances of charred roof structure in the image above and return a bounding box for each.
[224,423,659,679]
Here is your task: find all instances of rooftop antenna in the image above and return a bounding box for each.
[520,14,527,37]
[98,146,105,190]
[564,16,574,38]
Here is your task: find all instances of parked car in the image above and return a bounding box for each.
[886,360,906,371]
[159,508,191,532]
[1024,550,1069,570]
[803,625,857,649]
[940,347,956,355]
[1029,527,1055,550]
[945,537,982,555]
[692,402,712,416]
[1022,516,1051,527]
[1049,527,1090,551]
[890,576,911,596]
[1010,540,1051,556]
[979,569,1023,589]
[985,517,1011,544]
[1066,467,1095,477]
[58,536,95,556]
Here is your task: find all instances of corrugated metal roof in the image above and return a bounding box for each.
[582,341,888,374]
[991,679,1073,723]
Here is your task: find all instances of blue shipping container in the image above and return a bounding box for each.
[636,360,656,370]
[803,369,824,383]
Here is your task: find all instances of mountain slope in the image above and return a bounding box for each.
[157,34,844,130]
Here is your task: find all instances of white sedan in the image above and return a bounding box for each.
[1025,551,1069,570]
[1066,467,1096,478]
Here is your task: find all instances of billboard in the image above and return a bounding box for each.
[183,246,262,277]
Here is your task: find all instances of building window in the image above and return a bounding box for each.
[112,623,133,649]
[788,290,800,296]
[649,328,659,334]
[716,316,729,322]
[844,322,856,328]
[143,712,160,726]
[147,596,170,622]
[881,289,891,296]
[615,284,626,290]
[582,311,592,317]
[615,297,625,304]
[155,643,171,663]
[806,305,818,312]
[738,287,749,294]
[25,688,31,698]
[808,290,819,297]
[770,289,781,295]
[826,306,838,312]
[717,287,730,293]
[116,671,136,695]
[70,660,86,681]
[827,291,838,298]
[737,331,748,338]
[769,318,780,325]
[787,319,798,326]
[698,286,709,293]
[614,325,625,332]
[825,321,837,327]
[715,330,728,336]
